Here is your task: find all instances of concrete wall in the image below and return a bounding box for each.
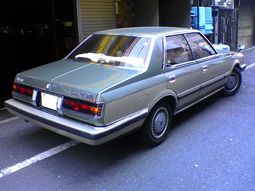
[238,0,255,47]
[133,0,159,26]
[159,0,190,28]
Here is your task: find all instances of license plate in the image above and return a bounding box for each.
[41,92,58,111]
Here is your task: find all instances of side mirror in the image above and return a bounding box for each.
[237,45,245,52]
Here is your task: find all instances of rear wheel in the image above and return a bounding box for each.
[140,102,172,147]
[222,68,242,96]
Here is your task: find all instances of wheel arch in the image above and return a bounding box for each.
[149,93,177,115]
[222,62,242,96]
[231,60,242,72]
[141,93,176,146]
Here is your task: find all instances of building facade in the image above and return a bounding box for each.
[74,0,254,48]
[75,0,191,42]
[190,0,254,50]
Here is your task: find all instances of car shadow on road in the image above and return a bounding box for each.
[172,92,224,129]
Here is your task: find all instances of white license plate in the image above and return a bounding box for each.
[41,92,58,111]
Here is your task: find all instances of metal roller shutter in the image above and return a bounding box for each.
[78,0,116,41]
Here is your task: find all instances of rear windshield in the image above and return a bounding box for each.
[67,34,152,70]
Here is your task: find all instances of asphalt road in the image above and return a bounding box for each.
[0,48,255,191]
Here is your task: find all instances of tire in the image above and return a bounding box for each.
[222,68,242,96]
[140,102,172,147]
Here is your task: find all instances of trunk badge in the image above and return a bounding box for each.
[17,76,24,82]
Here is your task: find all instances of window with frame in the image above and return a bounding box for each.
[185,33,216,59]
[165,34,193,65]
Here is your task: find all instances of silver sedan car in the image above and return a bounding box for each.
[5,27,246,146]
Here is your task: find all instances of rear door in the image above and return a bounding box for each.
[163,34,202,111]
[185,33,229,97]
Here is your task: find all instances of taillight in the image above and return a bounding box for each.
[63,98,102,116]
[13,83,33,97]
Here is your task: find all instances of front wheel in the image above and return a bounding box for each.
[140,102,172,147]
[222,68,242,96]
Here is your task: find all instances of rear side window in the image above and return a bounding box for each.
[165,34,193,65]
[185,33,216,59]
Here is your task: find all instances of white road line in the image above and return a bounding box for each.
[0,140,79,179]
[0,117,20,125]
[240,47,255,52]
[246,63,255,70]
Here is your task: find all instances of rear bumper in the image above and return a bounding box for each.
[5,99,148,145]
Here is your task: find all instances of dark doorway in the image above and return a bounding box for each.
[159,0,190,28]
[115,0,134,28]
[0,0,78,107]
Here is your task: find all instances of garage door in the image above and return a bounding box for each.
[78,0,116,41]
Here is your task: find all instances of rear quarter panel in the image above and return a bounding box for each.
[100,74,165,125]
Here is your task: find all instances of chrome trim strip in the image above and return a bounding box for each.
[32,90,38,106]
[57,97,64,115]
[65,35,92,59]
[148,29,200,39]
[94,28,199,39]
[177,72,228,100]
[178,84,201,98]
[162,36,167,70]
[198,32,218,54]
[240,63,246,71]
[194,54,220,63]
[168,60,197,69]
[5,99,148,145]
[201,72,229,88]
[175,87,224,115]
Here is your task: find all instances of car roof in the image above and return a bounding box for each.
[94,27,198,37]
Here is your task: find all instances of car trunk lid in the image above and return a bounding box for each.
[15,59,141,103]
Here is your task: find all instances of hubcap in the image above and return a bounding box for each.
[225,73,238,92]
[151,107,169,139]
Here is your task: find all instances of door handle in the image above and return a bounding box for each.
[202,65,208,72]
[169,75,176,83]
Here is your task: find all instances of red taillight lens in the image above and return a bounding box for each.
[13,83,33,97]
[63,98,102,116]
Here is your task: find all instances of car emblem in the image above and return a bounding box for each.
[46,83,51,89]
[71,91,95,102]
[16,76,24,82]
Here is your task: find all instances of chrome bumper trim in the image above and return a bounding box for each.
[5,99,148,145]
[240,63,246,71]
